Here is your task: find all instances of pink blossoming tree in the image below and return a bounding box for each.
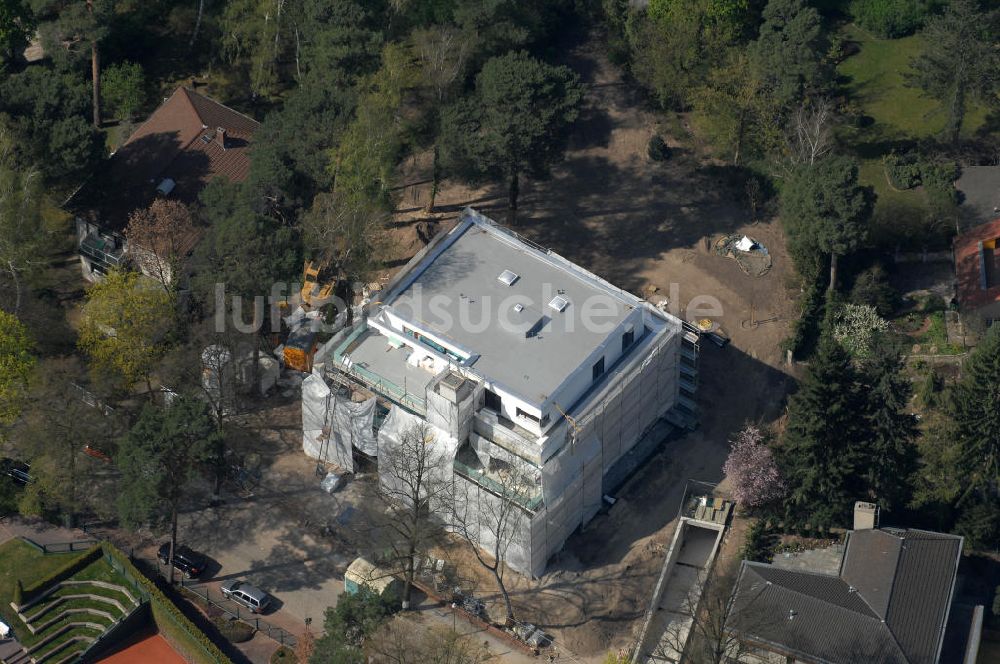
[723,425,786,508]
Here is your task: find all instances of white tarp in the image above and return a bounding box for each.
[735,235,756,252]
[202,345,279,398]
[333,396,377,459]
[377,406,458,501]
[302,373,361,472]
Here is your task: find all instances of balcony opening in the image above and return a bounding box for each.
[484,388,502,412]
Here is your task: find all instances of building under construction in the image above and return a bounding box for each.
[302,208,698,576]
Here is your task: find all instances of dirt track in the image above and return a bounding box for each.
[386,34,799,660]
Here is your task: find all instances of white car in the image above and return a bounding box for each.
[220,580,271,614]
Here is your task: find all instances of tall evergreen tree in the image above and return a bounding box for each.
[440,51,583,225]
[779,334,867,526]
[907,0,1000,144]
[116,397,220,585]
[750,0,826,109]
[860,340,918,512]
[947,325,1000,506]
[780,156,874,291]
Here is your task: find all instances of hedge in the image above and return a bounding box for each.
[100,544,233,664]
[21,544,102,603]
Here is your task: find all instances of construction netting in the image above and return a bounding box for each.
[201,344,280,405]
[526,322,681,575]
[301,372,378,471]
[377,405,458,508]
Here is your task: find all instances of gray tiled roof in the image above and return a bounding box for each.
[885,531,963,664]
[731,563,907,664]
[841,529,902,618]
[729,528,962,664]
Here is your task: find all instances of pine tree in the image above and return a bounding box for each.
[860,340,918,512]
[948,325,1000,506]
[780,334,866,526]
[907,0,1000,144]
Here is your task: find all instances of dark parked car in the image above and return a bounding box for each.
[1,458,31,485]
[157,543,207,579]
[220,579,271,613]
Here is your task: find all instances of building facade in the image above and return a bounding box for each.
[309,208,698,576]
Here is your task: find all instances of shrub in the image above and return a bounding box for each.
[917,368,944,408]
[849,264,897,317]
[212,616,255,643]
[993,585,1000,619]
[785,278,825,359]
[954,500,1000,551]
[101,61,146,121]
[833,303,890,359]
[884,151,922,189]
[647,135,671,161]
[850,0,940,38]
[270,646,297,664]
[922,159,961,205]
[740,520,775,563]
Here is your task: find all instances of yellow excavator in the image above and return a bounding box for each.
[301,260,336,308]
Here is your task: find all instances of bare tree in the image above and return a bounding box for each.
[452,456,536,625]
[786,98,835,169]
[124,199,198,291]
[0,134,44,315]
[375,422,454,608]
[412,26,469,213]
[370,618,490,664]
[650,569,774,664]
[189,0,207,49]
[413,26,469,103]
[301,192,392,285]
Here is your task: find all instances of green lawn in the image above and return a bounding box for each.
[0,541,137,647]
[0,540,87,640]
[837,24,988,146]
[836,24,990,249]
[0,540,86,608]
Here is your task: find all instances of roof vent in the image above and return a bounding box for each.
[548,295,569,312]
[498,269,519,286]
[156,178,176,196]
[513,303,524,313]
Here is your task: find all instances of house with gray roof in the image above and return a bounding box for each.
[727,508,966,664]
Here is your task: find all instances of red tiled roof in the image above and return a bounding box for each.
[70,87,259,232]
[954,218,1000,310]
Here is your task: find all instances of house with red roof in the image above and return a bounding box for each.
[67,87,259,282]
[953,218,1000,329]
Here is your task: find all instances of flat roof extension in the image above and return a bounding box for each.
[383,209,651,404]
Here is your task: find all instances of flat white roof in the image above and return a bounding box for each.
[381,209,659,404]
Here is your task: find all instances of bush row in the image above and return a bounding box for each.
[100,544,233,664]
[20,543,102,604]
[884,152,960,201]
[850,0,943,38]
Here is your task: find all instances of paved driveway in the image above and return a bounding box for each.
[164,447,376,637]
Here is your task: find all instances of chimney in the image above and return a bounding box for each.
[854,501,878,530]
[216,127,227,150]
